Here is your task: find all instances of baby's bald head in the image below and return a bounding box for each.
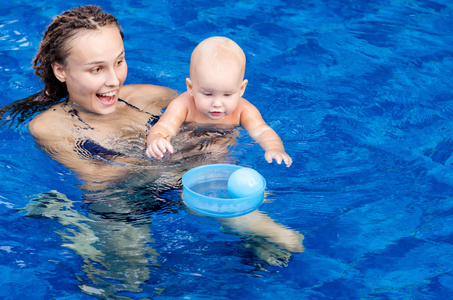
[190,37,246,79]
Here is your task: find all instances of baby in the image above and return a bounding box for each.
[146,36,292,167]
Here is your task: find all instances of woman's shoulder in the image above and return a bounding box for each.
[120,84,175,97]
[28,104,67,139]
[120,84,178,112]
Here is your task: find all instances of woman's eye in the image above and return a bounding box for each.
[91,67,101,74]
[115,60,123,67]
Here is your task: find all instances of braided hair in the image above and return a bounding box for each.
[0,5,123,127]
[33,5,124,102]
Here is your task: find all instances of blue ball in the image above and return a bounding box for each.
[228,168,265,198]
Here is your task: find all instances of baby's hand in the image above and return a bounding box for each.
[146,137,174,159]
[264,150,292,167]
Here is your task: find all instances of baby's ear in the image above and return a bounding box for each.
[240,79,248,96]
[51,62,66,82]
[186,78,194,96]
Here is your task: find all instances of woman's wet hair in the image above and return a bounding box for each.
[1,5,123,127]
[34,5,123,101]
[0,91,49,128]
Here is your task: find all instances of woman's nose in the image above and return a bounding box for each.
[105,68,120,87]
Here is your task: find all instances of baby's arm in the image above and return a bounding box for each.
[146,93,189,159]
[240,100,292,167]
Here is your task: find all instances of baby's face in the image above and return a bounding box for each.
[189,59,246,120]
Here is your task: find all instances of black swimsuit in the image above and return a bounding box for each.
[74,99,158,159]
[78,139,123,157]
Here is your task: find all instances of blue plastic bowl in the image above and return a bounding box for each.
[182,164,266,218]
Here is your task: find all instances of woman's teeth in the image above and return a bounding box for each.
[97,91,117,105]
[98,91,116,97]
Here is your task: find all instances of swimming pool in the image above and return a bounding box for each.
[2,0,453,298]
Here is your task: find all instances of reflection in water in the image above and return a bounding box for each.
[19,127,304,299]
[72,123,239,168]
[66,123,240,191]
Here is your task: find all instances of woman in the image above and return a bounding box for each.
[25,5,178,188]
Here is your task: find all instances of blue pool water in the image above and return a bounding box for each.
[2,0,453,299]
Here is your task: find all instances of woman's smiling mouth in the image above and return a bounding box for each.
[97,91,117,105]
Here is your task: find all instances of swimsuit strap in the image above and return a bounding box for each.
[118,98,145,112]
[62,100,94,130]
[118,98,159,128]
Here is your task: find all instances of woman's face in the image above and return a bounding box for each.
[53,25,127,114]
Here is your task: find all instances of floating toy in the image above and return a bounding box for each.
[227,167,265,198]
[182,164,266,218]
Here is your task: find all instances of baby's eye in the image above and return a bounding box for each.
[203,92,212,96]
[224,93,232,97]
